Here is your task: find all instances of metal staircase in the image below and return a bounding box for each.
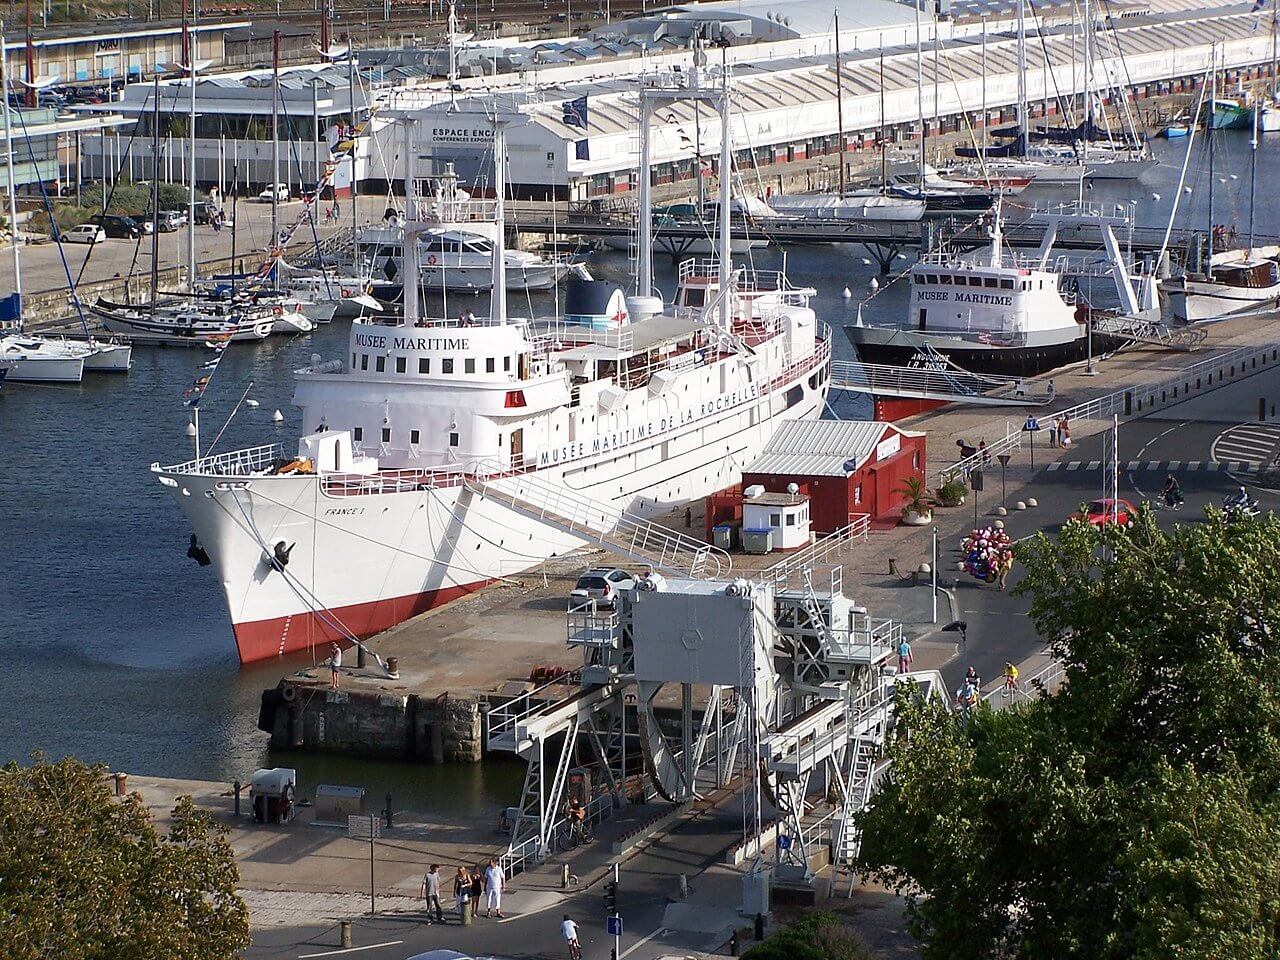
[834,736,879,867]
[464,464,730,578]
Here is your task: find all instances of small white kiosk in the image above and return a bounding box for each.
[741,484,811,553]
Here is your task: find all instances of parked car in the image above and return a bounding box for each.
[154,209,187,232]
[257,183,290,203]
[63,223,107,244]
[90,214,143,239]
[1072,498,1136,527]
[569,567,636,608]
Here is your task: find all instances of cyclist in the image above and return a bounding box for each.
[1003,661,1020,694]
[562,914,582,960]
[566,797,588,845]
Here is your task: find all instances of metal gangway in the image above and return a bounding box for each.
[829,357,1055,407]
[1091,313,1208,352]
[463,461,730,578]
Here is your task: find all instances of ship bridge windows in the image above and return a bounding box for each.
[360,355,369,371]
[984,278,999,289]
[353,427,363,442]
[419,357,431,374]
[396,357,407,373]
[376,356,386,373]
[1000,278,1015,290]
[465,358,476,374]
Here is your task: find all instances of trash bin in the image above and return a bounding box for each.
[713,524,733,550]
[742,528,773,555]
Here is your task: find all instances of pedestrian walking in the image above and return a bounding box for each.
[332,202,341,222]
[562,915,582,960]
[1059,416,1072,449]
[484,857,505,918]
[897,638,913,674]
[422,863,445,924]
[453,866,470,920]
[328,642,342,689]
[979,439,991,465]
[469,864,484,916]
[996,554,1013,591]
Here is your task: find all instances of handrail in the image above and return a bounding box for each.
[486,669,582,752]
[155,442,285,476]
[944,342,1280,479]
[758,516,870,586]
[831,358,1053,403]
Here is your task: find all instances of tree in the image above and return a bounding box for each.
[855,509,1280,960]
[0,755,250,960]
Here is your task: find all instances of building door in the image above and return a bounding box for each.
[510,428,524,468]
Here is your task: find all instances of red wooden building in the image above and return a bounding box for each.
[707,420,927,538]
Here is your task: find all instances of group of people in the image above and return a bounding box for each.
[420,859,507,923]
[954,661,1020,710]
[961,525,1015,590]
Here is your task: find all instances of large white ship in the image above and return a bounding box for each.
[151,83,832,664]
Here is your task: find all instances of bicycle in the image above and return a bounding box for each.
[557,817,593,852]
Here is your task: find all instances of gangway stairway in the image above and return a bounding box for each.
[1090,313,1208,351]
[463,461,730,578]
[829,357,1056,408]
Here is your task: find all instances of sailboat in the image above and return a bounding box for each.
[1161,57,1280,323]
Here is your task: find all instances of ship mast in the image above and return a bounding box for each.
[834,9,845,196]
[716,52,732,330]
[491,119,507,322]
[1016,0,1027,158]
[1,21,22,312]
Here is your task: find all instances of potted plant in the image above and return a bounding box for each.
[934,473,969,508]
[896,475,933,525]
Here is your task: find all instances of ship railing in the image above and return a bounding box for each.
[768,327,831,391]
[758,516,871,588]
[355,313,521,330]
[157,442,286,477]
[531,321,635,356]
[319,465,469,497]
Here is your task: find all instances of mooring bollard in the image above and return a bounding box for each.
[114,772,127,797]
[561,863,571,889]
[384,793,393,830]
[233,780,242,816]
[340,920,352,948]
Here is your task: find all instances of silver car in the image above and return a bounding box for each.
[569,567,636,608]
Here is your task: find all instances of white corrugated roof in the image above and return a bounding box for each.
[747,419,919,476]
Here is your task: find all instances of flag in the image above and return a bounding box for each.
[575,139,590,161]
[563,96,589,129]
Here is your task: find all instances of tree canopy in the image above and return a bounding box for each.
[855,509,1280,960]
[1,756,250,960]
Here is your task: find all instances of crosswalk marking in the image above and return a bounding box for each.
[1212,424,1280,467]
[1046,460,1268,474]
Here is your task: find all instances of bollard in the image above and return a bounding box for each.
[754,912,766,940]
[561,863,571,889]
[888,558,898,576]
[114,772,127,797]
[340,920,352,948]
[357,643,367,669]
[233,780,242,817]
[387,657,400,678]
[461,898,473,926]
[384,793,393,830]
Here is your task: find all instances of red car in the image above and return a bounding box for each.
[1074,498,1137,527]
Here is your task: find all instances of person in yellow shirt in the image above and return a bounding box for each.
[1003,661,1019,693]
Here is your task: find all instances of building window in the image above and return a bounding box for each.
[360,354,368,371]
[786,513,796,526]
[443,358,454,374]
[395,356,406,373]
[376,356,386,373]
[504,356,511,372]
[381,427,391,443]
[410,429,420,445]
[465,358,476,374]
[770,512,781,526]
[353,427,363,441]
[449,432,459,447]
[419,357,430,374]
[486,357,495,373]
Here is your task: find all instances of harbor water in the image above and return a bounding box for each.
[0,132,1274,804]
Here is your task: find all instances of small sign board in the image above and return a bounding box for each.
[776,835,792,851]
[607,915,623,937]
[348,814,380,840]
[970,469,985,492]
[1024,416,1041,432]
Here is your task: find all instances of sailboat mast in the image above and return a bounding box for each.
[186,4,198,292]
[1083,0,1092,138]
[879,48,887,191]
[834,9,845,196]
[1016,0,1027,157]
[347,34,358,228]
[1250,89,1258,250]
[1209,44,1217,265]
[717,56,732,331]
[150,74,160,320]
[980,20,987,154]
[914,0,925,182]
[271,27,280,286]
[1,21,23,304]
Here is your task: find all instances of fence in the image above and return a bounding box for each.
[944,341,1280,479]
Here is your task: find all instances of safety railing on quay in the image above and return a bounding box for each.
[758,515,872,588]
[944,341,1280,480]
[486,669,583,753]
[983,659,1067,710]
[500,791,617,878]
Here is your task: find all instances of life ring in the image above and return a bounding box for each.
[427,255,438,266]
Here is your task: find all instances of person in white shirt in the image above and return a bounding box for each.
[483,858,505,918]
[561,915,581,960]
[329,643,342,689]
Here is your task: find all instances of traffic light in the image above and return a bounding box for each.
[603,878,618,912]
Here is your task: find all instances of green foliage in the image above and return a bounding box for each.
[855,510,1280,960]
[895,475,931,517]
[79,180,204,217]
[933,472,968,507]
[743,912,873,960]
[0,755,249,960]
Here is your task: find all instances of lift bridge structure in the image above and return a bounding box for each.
[477,465,946,895]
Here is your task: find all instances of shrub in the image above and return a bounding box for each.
[743,912,872,960]
[934,473,969,507]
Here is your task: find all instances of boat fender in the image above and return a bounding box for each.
[186,533,211,567]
